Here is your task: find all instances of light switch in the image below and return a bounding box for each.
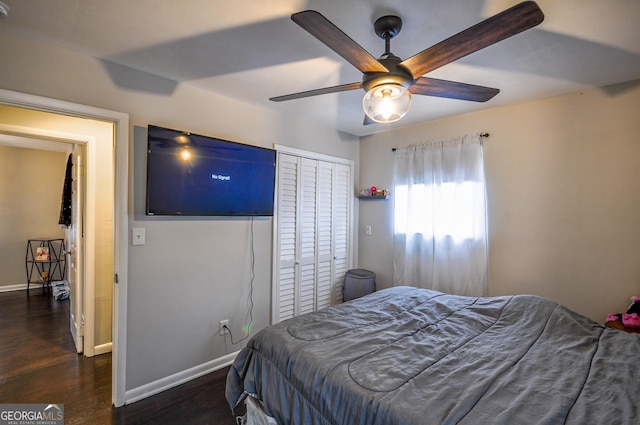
[365,225,372,236]
[131,227,146,246]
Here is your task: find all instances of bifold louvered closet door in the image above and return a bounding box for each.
[272,147,353,324]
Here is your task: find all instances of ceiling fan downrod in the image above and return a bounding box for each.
[363,15,413,92]
[374,15,402,56]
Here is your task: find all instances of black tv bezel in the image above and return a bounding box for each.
[145,125,276,217]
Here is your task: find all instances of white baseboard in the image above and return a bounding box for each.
[0,284,28,292]
[94,342,112,356]
[124,351,240,405]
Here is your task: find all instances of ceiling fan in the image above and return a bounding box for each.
[270,1,544,125]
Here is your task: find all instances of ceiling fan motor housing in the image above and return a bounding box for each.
[362,54,414,92]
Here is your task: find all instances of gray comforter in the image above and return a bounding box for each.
[226,286,639,424]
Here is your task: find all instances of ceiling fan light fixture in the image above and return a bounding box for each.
[363,83,412,123]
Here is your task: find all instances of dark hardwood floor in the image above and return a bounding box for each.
[0,289,239,424]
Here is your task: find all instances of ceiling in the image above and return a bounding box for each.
[0,0,638,137]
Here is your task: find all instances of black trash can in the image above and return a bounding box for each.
[343,269,376,301]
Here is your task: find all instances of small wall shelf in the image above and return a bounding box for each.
[357,195,390,200]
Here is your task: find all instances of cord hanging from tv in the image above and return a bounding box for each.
[146,125,276,216]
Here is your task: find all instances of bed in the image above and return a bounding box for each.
[226,286,639,424]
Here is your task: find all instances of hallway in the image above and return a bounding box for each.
[0,289,111,423]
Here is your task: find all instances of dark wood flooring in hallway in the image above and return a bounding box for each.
[0,289,238,424]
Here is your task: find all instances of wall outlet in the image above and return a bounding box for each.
[219,320,229,336]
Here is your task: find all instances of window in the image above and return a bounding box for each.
[392,134,488,296]
[394,181,486,242]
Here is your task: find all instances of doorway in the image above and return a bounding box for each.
[0,135,85,353]
[0,106,112,357]
[0,88,129,407]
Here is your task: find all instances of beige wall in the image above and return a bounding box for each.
[358,80,640,322]
[0,145,67,286]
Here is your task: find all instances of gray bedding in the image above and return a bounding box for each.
[226,286,639,424]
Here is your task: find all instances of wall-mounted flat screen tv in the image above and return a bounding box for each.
[146,125,276,216]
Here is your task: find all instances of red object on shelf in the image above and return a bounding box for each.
[370,186,377,194]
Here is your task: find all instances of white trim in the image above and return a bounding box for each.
[0,284,28,292]
[124,351,240,405]
[94,342,113,356]
[0,123,93,144]
[0,89,129,408]
[111,97,130,408]
[273,144,354,165]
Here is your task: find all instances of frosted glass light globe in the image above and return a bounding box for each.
[363,83,412,123]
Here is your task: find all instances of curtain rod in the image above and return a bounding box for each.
[391,132,489,151]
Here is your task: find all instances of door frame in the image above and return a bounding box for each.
[0,88,129,407]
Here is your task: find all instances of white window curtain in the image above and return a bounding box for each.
[392,133,488,296]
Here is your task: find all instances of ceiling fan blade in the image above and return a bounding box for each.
[270,82,362,102]
[410,77,499,102]
[292,10,389,73]
[400,1,544,78]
